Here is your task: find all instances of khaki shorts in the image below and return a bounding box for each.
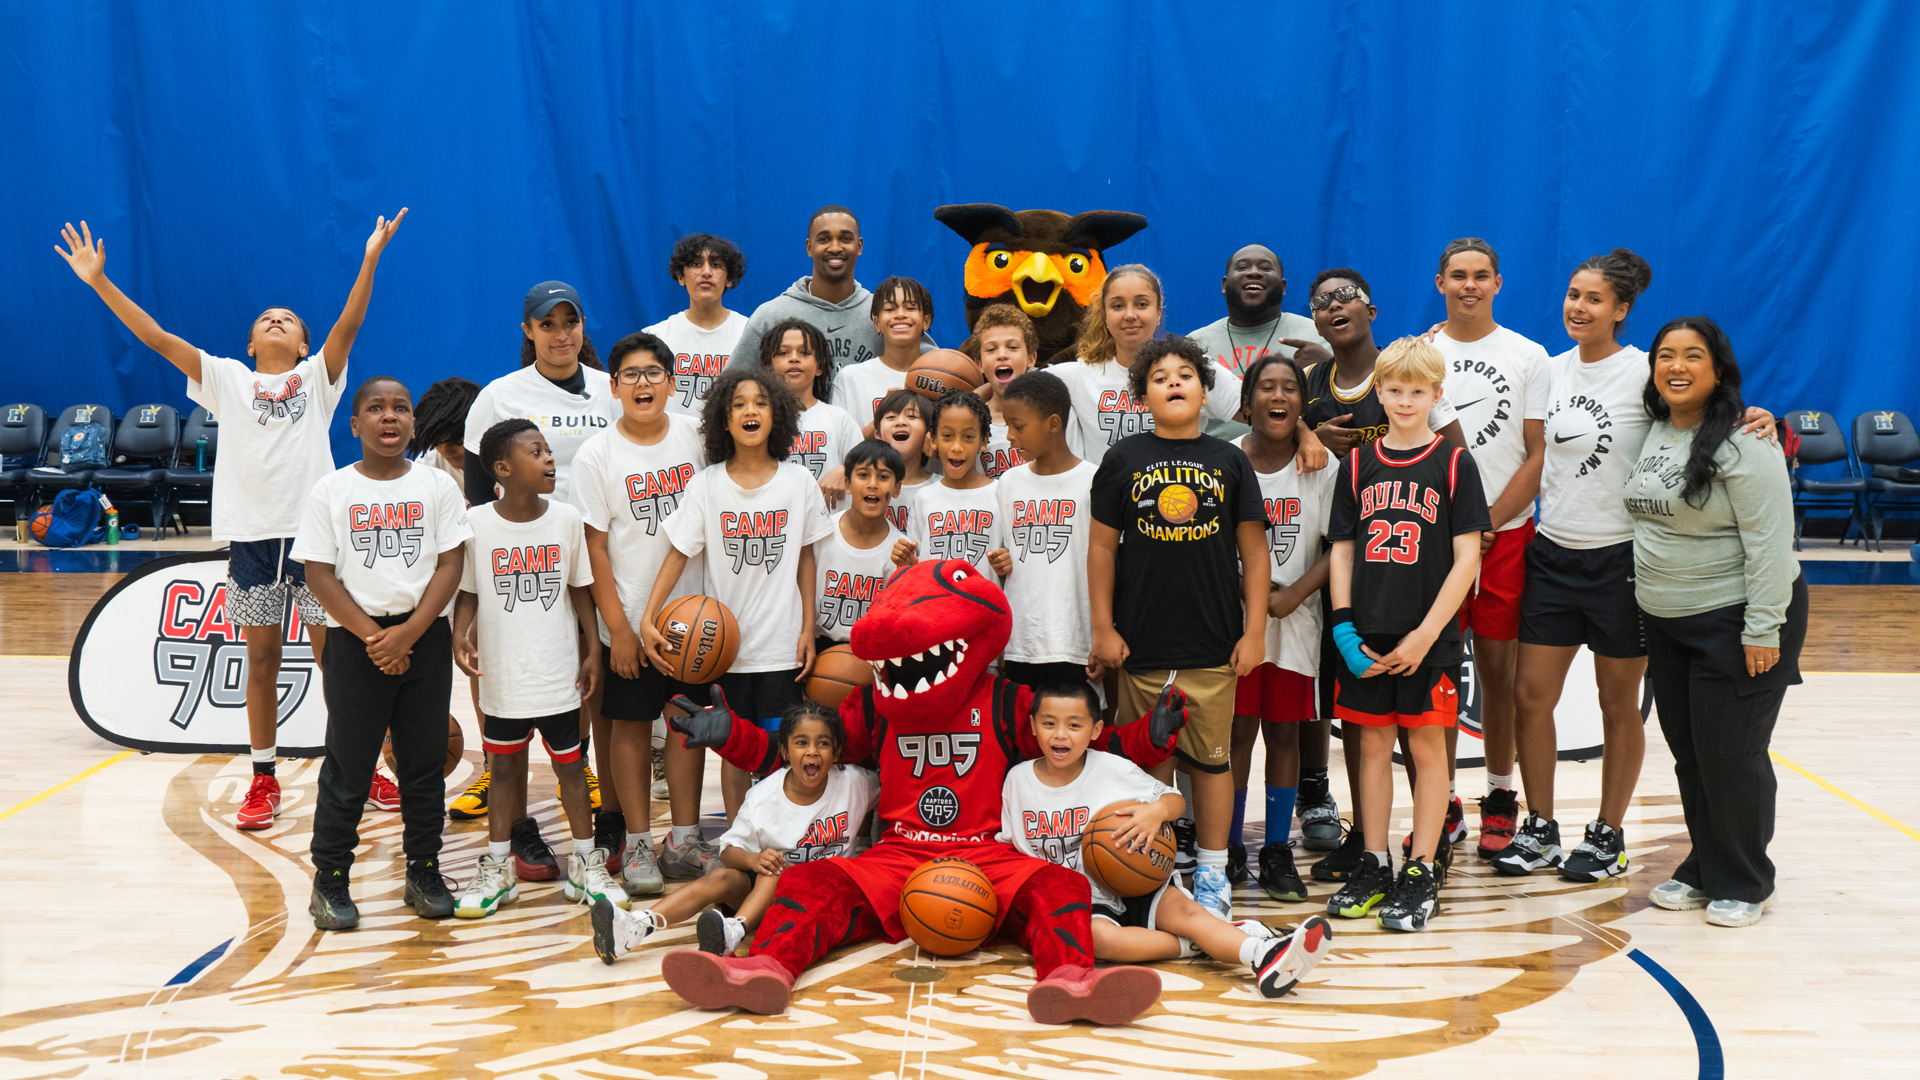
[1115,666,1237,772]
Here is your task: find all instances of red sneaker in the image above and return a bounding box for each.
[662,951,794,1014]
[1027,964,1161,1026]
[366,771,402,812]
[236,773,281,830]
[1477,787,1520,859]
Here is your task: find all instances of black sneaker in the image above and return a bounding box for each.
[1258,842,1307,903]
[1252,915,1332,997]
[1491,812,1563,876]
[593,809,627,874]
[1401,796,1468,857]
[404,858,456,919]
[1172,817,1198,873]
[310,868,359,930]
[511,815,561,882]
[1377,858,1441,932]
[1311,822,1363,882]
[1298,788,1343,852]
[1226,841,1250,885]
[1327,852,1393,918]
[1559,819,1628,882]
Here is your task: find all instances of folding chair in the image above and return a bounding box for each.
[163,407,219,531]
[95,404,181,538]
[29,403,116,503]
[1783,410,1864,549]
[0,404,49,526]
[1851,410,1920,552]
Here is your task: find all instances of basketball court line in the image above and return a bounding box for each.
[0,749,132,822]
[1769,749,1920,844]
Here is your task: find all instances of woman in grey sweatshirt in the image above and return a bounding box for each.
[1624,316,1805,928]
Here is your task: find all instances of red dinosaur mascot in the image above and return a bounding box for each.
[659,559,1188,1025]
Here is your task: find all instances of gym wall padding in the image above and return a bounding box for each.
[5,1,1918,465]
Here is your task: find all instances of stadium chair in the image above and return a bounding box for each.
[1851,410,1920,551]
[0,404,49,526]
[28,403,116,504]
[163,407,219,531]
[95,404,180,538]
[1784,410,1864,549]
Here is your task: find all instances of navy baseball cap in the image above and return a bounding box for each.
[524,280,585,322]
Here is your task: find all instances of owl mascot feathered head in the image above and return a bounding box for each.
[933,204,1148,367]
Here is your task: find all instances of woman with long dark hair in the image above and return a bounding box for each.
[1625,317,1805,927]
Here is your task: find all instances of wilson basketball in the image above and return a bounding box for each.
[804,643,873,708]
[907,348,984,401]
[899,857,999,956]
[27,505,53,544]
[1083,802,1177,897]
[654,595,740,684]
[382,714,465,778]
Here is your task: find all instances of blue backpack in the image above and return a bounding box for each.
[59,422,109,471]
[32,489,139,547]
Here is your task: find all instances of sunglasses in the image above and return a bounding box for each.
[1308,285,1371,312]
[615,366,671,386]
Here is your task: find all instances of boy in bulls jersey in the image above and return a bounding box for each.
[892,391,1008,580]
[812,440,906,650]
[592,703,880,963]
[293,376,472,930]
[1325,338,1491,932]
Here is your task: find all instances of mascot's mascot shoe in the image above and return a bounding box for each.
[661,951,794,1015]
[1026,965,1162,1026]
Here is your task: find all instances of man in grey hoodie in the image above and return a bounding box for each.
[727,205,929,374]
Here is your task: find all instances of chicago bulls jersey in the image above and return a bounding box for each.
[1329,437,1491,665]
[458,501,594,718]
[291,460,472,623]
[715,764,881,864]
[998,750,1170,908]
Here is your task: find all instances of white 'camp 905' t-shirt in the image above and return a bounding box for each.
[906,480,1001,578]
[1241,438,1338,676]
[831,359,911,429]
[663,460,835,672]
[998,750,1170,910]
[568,416,707,645]
[644,310,748,416]
[463,365,619,505]
[1051,358,1244,467]
[996,460,1097,665]
[290,461,471,623]
[1429,326,1550,530]
[459,501,595,718]
[792,401,864,482]
[187,351,345,542]
[978,420,1025,480]
[716,765,881,863]
[813,512,903,642]
[1540,345,1652,549]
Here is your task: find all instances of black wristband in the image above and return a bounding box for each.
[1330,606,1355,626]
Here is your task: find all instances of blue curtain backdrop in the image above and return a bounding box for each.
[4,1,1917,465]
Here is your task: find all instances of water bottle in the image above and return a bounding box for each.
[106,508,120,546]
[196,437,208,472]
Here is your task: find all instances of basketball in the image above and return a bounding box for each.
[1155,484,1199,525]
[899,857,999,956]
[27,505,52,543]
[382,714,465,778]
[907,348,984,401]
[654,595,740,684]
[1083,802,1178,897]
[804,644,873,708]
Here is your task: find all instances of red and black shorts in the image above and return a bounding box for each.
[1334,664,1461,730]
[1460,519,1533,640]
[482,708,584,762]
[1232,662,1316,723]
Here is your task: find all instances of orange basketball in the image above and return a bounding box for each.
[1083,801,1178,897]
[804,643,873,708]
[1155,484,1199,525]
[27,504,53,543]
[654,595,740,684]
[899,857,999,956]
[907,348,984,401]
[383,714,465,778]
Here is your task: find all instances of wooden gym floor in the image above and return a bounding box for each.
[0,542,1916,1078]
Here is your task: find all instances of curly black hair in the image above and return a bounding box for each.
[700,366,802,465]
[668,233,746,291]
[1238,353,1307,418]
[930,389,991,442]
[1001,370,1071,425]
[408,376,480,458]
[758,317,834,404]
[479,417,541,479]
[777,700,844,758]
[869,275,934,323]
[1127,336,1215,403]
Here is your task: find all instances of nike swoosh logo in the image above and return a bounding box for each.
[827,325,845,334]
[548,289,564,294]
[1553,433,1582,444]
[1454,397,1488,410]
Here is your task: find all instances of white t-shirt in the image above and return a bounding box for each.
[1051,359,1244,466]
[793,401,864,481]
[1241,438,1338,676]
[290,461,471,623]
[814,513,904,641]
[831,358,912,428]
[663,461,835,673]
[1429,327,1550,531]
[462,365,619,505]
[186,352,344,542]
[996,460,1096,664]
[998,750,1170,910]
[643,310,747,416]
[1540,345,1652,549]
[887,476,937,535]
[459,501,595,718]
[905,481,1001,577]
[716,765,881,863]
[978,420,1025,480]
[568,417,708,645]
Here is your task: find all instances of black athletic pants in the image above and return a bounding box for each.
[310,614,452,874]
[1640,575,1807,904]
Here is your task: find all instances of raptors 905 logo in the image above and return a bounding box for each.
[155,580,315,729]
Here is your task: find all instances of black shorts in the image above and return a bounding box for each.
[601,654,699,723]
[718,669,803,732]
[1091,878,1177,929]
[1334,658,1461,729]
[1519,536,1646,659]
[482,709,584,762]
[1001,661,1090,695]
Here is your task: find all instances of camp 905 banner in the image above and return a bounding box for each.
[69,551,326,755]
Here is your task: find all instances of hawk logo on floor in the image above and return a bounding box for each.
[491,544,565,612]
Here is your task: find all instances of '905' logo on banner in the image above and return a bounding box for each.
[156,579,316,729]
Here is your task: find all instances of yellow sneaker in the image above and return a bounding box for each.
[449,771,491,821]
[574,764,602,811]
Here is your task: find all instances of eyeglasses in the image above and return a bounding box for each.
[1308,285,1370,311]
[615,367,671,386]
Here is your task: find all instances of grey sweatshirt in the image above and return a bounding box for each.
[1624,422,1796,645]
[725,277,882,375]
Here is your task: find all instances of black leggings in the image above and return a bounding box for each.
[310,615,452,874]
[1640,575,1807,903]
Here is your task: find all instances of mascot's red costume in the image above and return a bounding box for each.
[660,559,1188,1025]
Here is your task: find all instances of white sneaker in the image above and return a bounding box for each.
[1650,878,1711,911]
[622,835,664,895]
[696,908,747,955]
[591,899,660,964]
[1704,891,1776,927]
[455,853,518,918]
[1191,865,1233,921]
[564,849,631,910]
